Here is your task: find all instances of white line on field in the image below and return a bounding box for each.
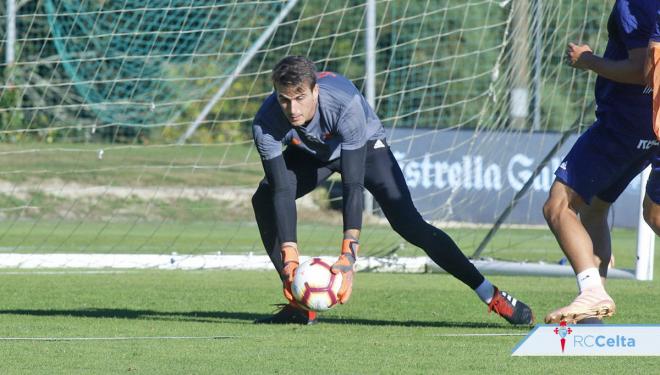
[0,336,238,341]
[0,270,133,275]
[427,333,527,337]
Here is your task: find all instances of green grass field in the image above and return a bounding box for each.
[0,269,658,373]
[0,143,263,187]
[0,221,657,374]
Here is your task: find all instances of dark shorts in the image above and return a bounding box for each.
[554,117,658,204]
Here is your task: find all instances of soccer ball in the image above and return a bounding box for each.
[291,257,343,312]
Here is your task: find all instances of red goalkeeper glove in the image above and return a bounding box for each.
[331,239,359,304]
[280,244,299,303]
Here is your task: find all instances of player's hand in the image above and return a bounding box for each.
[280,244,299,303]
[566,43,593,70]
[331,239,359,304]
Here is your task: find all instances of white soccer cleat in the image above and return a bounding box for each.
[544,287,615,324]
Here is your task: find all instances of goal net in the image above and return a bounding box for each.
[0,0,652,277]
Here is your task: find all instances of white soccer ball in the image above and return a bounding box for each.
[291,257,343,312]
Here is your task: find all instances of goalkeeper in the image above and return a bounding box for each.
[251,56,533,325]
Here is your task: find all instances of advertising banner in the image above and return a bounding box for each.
[387,129,642,228]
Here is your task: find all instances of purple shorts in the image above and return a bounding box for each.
[555,116,659,204]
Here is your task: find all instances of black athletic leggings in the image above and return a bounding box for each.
[251,140,485,289]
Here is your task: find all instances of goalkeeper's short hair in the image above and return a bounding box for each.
[272,56,317,91]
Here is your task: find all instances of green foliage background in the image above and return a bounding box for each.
[0,1,613,144]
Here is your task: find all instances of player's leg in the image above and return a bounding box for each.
[578,197,612,284]
[362,140,482,288]
[543,181,597,275]
[544,182,617,283]
[573,164,651,325]
[543,182,615,324]
[574,197,612,325]
[642,194,660,235]
[252,148,334,325]
[643,153,660,235]
[363,140,533,325]
[543,121,652,323]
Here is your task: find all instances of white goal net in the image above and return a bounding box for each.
[0,0,652,277]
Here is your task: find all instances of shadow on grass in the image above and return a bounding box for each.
[0,308,519,329]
